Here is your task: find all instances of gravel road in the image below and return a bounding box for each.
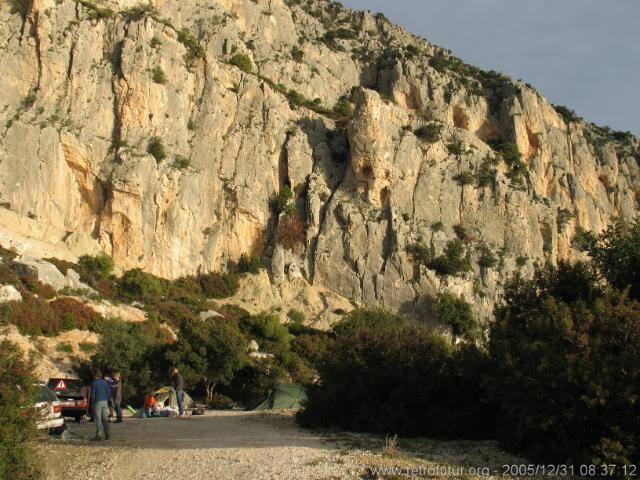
[39,411,365,480]
[38,410,535,480]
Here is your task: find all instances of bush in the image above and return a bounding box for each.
[277,213,306,249]
[291,46,304,62]
[238,253,265,274]
[172,155,190,169]
[477,155,498,188]
[118,268,166,299]
[477,243,497,270]
[298,309,495,439]
[272,185,294,214]
[578,217,640,300]
[229,53,253,73]
[197,272,239,299]
[177,28,205,66]
[434,293,479,342]
[240,313,291,348]
[78,254,114,280]
[446,139,465,156]
[56,342,73,353]
[0,341,42,480]
[206,392,234,410]
[332,98,353,117]
[553,104,582,123]
[489,140,527,189]
[147,136,167,162]
[151,66,167,84]
[426,239,472,277]
[414,123,442,143]
[488,262,640,465]
[453,223,468,241]
[452,171,474,187]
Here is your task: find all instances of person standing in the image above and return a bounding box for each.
[110,370,123,423]
[171,367,185,416]
[90,369,112,441]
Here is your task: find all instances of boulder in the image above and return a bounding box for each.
[199,310,224,321]
[0,285,22,303]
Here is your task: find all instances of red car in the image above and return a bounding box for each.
[47,378,89,422]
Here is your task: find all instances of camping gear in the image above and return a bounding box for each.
[127,405,137,415]
[252,383,307,411]
[154,387,193,409]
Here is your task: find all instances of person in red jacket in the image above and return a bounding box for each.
[143,391,158,418]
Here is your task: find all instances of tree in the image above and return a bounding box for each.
[0,341,41,480]
[229,53,253,73]
[434,292,479,343]
[78,253,114,280]
[487,261,640,465]
[166,318,247,399]
[579,217,640,300]
[91,319,168,402]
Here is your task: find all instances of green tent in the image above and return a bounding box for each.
[253,383,307,411]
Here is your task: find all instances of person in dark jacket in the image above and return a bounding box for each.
[109,370,123,423]
[90,369,112,441]
[171,367,185,416]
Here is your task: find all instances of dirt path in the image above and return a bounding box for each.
[38,411,535,480]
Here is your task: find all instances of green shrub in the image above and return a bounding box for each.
[238,253,265,274]
[151,66,167,84]
[177,28,205,66]
[452,171,474,187]
[78,254,114,280]
[172,155,190,169]
[291,46,304,62]
[272,185,294,214]
[22,92,37,108]
[118,268,166,299]
[206,392,234,410]
[427,239,472,277]
[453,223,468,241]
[414,123,442,143]
[332,98,353,117]
[56,342,73,353]
[477,155,498,188]
[0,341,42,480]
[287,309,305,326]
[298,309,495,439]
[240,312,290,347]
[147,136,167,162]
[578,217,640,300]
[286,89,307,107]
[434,293,479,343]
[197,272,239,299]
[446,138,465,156]
[488,261,640,464]
[553,104,582,123]
[229,53,253,73]
[556,208,574,231]
[477,243,497,270]
[489,140,527,189]
[430,221,443,232]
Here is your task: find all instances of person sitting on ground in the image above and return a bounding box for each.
[143,391,158,418]
[90,368,112,441]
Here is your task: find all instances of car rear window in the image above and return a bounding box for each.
[48,378,83,393]
[39,385,58,403]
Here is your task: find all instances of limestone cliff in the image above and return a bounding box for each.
[1,0,638,322]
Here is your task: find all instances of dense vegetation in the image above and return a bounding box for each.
[301,217,640,466]
[0,341,41,480]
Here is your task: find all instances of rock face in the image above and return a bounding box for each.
[0,0,638,322]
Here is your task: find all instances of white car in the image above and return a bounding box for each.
[35,384,65,433]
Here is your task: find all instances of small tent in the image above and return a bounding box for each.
[154,387,194,409]
[253,384,307,411]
